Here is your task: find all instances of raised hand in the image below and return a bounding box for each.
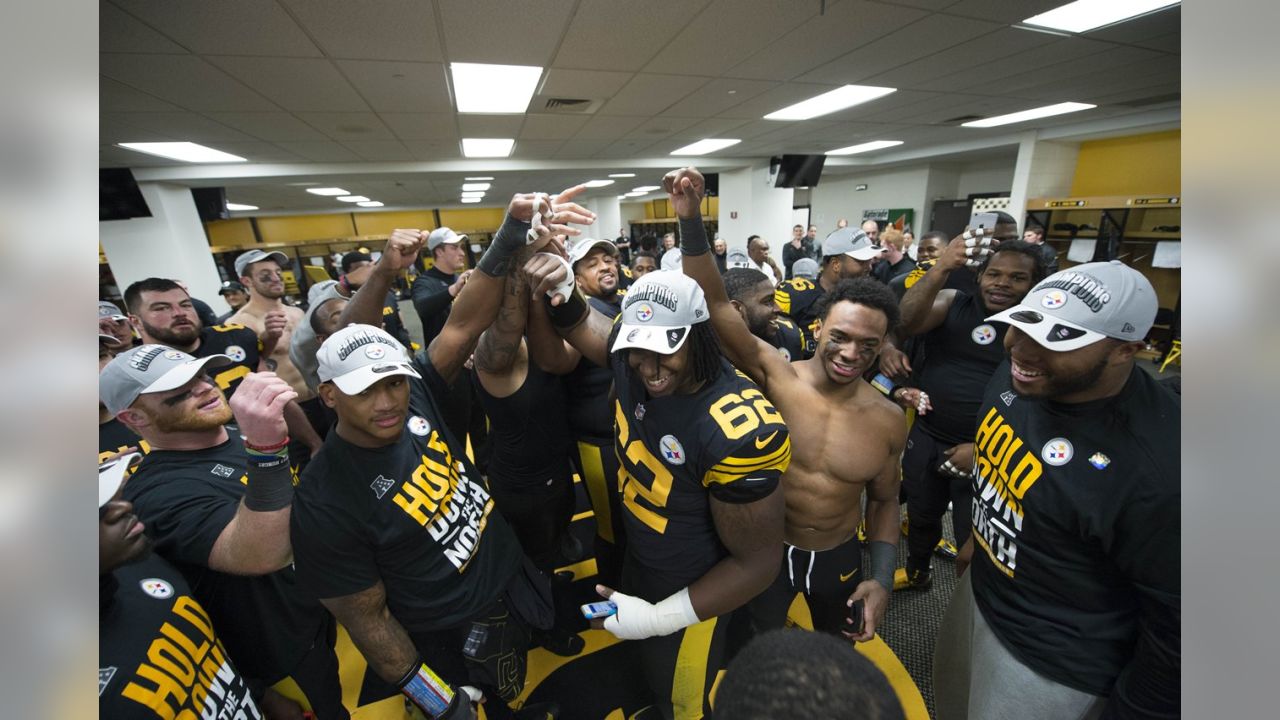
[843,579,889,643]
[228,371,296,448]
[661,167,705,219]
[523,252,575,305]
[508,184,596,252]
[381,229,427,273]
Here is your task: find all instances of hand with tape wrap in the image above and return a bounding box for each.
[939,227,999,272]
[591,584,700,640]
[508,185,596,251]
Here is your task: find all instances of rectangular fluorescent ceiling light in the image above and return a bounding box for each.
[450,62,543,114]
[826,140,904,156]
[631,186,661,192]
[609,173,636,178]
[461,138,514,158]
[461,198,482,204]
[584,179,615,188]
[464,176,494,181]
[225,202,258,211]
[1022,0,1179,33]
[624,191,648,197]
[962,102,1096,127]
[460,191,486,199]
[357,201,384,207]
[764,85,897,121]
[461,183,491,192]
[337,195,370,202]
[117,142,247,163]
[670,139,741,156]
[306,187,349,196]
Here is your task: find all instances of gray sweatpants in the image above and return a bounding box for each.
[933,572,1107,720]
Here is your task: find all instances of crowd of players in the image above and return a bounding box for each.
[99,168,1179,720]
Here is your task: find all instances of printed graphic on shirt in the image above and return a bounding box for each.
[971,324,997,345]
[971,406,1044,577]
[98,667,116,696]
[389,432,496,572]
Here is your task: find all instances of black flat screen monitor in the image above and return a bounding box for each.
[100,168,152,221]
[773,155,825,188]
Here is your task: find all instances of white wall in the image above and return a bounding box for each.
[716,165,794,263]
[955,158,1016,198]
[99,182,230,313]
[809,165,931,237]
[582,195,622,242]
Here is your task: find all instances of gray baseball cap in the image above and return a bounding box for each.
[791,258,820,280]
[566,237,617,268]
[235,249,289,278]
[726,250,752,269]
[98,300,127,321]
[822,228,883,261]
[612,270,708,355]
[987,261,1158,352]
[427,227,467,252]
[317,324,419,394]
[99,452,142,508]
[99,345,232,416]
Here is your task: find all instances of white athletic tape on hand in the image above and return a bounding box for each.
[460,686,484,704]
[526,193,551,245]
[602,587,699,640]
[916,391,929,414]
[536,252,576,302]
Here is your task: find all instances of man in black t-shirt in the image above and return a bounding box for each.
[292,189,593,720]
[98,453,263,720]
[99,345,347,718]
[724,267,809,361]
[340,249,413,348]
[896,232,1039,590]
[935,261,1179,719]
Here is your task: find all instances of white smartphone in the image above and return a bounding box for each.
[969,211,1000,231]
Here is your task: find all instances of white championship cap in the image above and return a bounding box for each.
[611,270,709,355]
[316,324,420,394]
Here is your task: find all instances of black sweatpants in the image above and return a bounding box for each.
[746,534,863,636]
[489,469,575,573]
[902,423,972,574]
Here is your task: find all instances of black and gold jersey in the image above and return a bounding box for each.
[889,259,978,300]
[773,277,824,344]
[99,418,148,466]
[611,354,790,600]
[772,316,810,361]
[194,323,261,398]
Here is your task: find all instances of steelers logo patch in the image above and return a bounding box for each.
[971,324,996,345]
[659,435,686,465]
[163,350,185,361]
[365,345,387,359]
[635,304,654,322]
[1041,290,1068,309]
[224,345,246,363]
[1041,438,1073,466]
[407,416,431,437]
[140,578,174,599]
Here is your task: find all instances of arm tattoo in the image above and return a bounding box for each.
[321,583,419,684]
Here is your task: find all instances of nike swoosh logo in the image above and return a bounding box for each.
[755,431,778,449]
[839,568,859,583]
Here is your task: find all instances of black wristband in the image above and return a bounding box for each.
[476,214,531,277]
[869,540,897,592]
[546,288,589,329]
[678,216,710,256]
[242,457,294,512]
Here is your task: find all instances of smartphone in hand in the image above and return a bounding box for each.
[847,599,866,635]
[581,601,618,620]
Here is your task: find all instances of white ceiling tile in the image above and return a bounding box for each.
[380,113,459,141]
[725,0,932,81]
[100,77,183,113]
[863,28,1047,89]
[623,116,702,141]
[510,140,566,159]
[341,140,413,162]
[100,2,188,53]
[799,14,1003,84]
[642,0,819,76]
[210,141,307,162]
[403,141,462,161]
[538,69,636,100]
[101,144,174,166]
[335,61,452,114]
[296,113,397,141]
[678,117,754,139]
[662,78,779,118]
[278,0,443,62]
[941,0,1065,23]
[552,0,713,71]
[274,141,364,162]
[912,37,1114,92]
[101,114,172,144]
[206,113,331,142]
[572,115,648,141]
[554,139,612,158]
[207,57,370,113]
[716,82,844,120]
[110,0,322,56]
[101,112,259,144]
[518,114,591,140]
[436,0,578,65]
[1086,5,1180,44]
[457,115,525,137]
[597,74,712,116]
[101,54,279,112]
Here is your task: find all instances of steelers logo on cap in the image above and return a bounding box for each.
[1041,290,1068,309]
[635,304,654,322]
[140,578,174,600]
[224,345,246,363]
[365,345,387,359]
[163,351,185,361]
[971,324,996,345]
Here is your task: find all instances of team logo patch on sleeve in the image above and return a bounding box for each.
[224,345,246,362]
[407,416,431,436]
[370,475,395,499]
[999,390,1017,406]
[139,578,174,599]
[1041,438,1073,466]
[659,435,686,465]
[210,463,236,478]
[98,667,117,696]
[971,324,997,345]
[1041,290,1068,309]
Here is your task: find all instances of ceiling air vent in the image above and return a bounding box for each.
[541,97,602,114]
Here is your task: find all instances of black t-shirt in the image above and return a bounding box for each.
[190,296,220,329]
[873,256,916,285]
[611,350,789,601]
[774,277,826,348]
[100,554,260,720]
[969,363,1180,711]
[475,361,574,492]
[291,354,522,632]
[771,316,809,361]
[915,291,1007,445]
[411,267,456,347]
[125,436,330,684]
[381,290,412,348]
[565,295,623,441]
[99,418,147,465]
[194,323,261,399]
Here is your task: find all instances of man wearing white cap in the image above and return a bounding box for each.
[666,167,905,643]
[100,347,349,718]
[290,188,593,720]
[412,226,473,346]
[99,300,136,348]
[774,225,883,344]
[934,261,1180,719]
[523,254,790,717]
[98,453,263,720]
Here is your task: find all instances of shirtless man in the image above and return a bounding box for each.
[670,167,906,640]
